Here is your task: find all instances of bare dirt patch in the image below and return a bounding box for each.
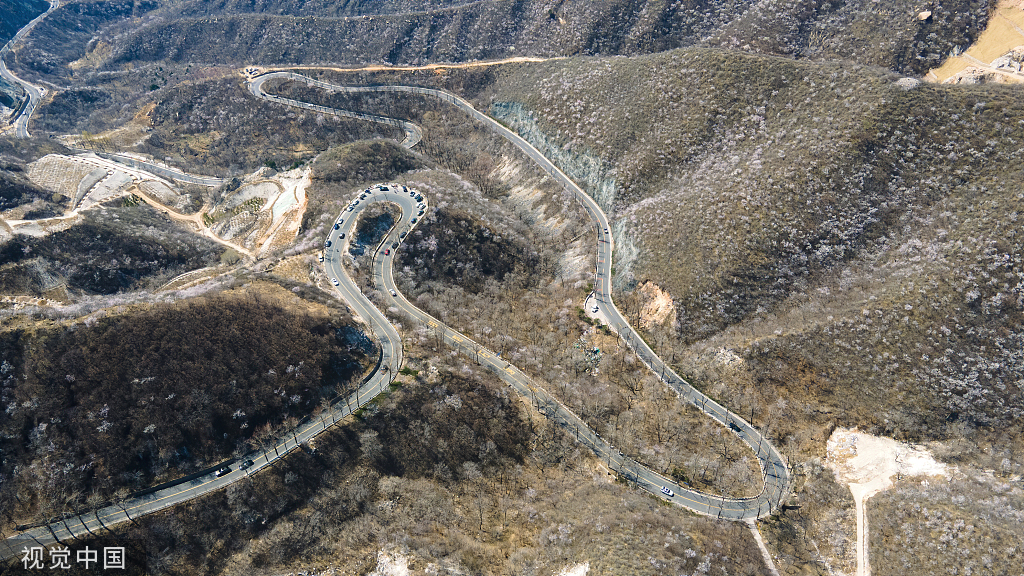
[637,280,676,330]
[928,0,1024,83]
[824,427,948,576]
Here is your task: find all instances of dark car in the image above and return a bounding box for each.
[380,186,389,191]
[325,240,332,247]
[391,242,399,249]
[215,466,232,477]
[339,233,345,239]
[410,218,417,224]
[239,459,254,470]
[334,223,340,230]
[728,422,742,432]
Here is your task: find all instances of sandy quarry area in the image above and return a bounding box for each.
[927,0,1024,84]
[824,427,947,576]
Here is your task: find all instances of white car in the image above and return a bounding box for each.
[331,278,339,286]
[661,486,674,497]
[389,289,397,297]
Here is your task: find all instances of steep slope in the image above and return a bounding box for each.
[483,48,1024,444]
[15,0,993,84]
[0,0,49,45]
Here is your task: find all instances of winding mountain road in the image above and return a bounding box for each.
[0,0,58,138]
[1,63,790,562]
[252,72,790,518]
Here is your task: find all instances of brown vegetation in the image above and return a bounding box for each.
[0,291,375,532]
[2,356,771,576]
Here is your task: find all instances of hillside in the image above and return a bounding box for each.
[3,1,1024,573]
[476,47,1023,475]
[10,0,992,89]
[0,288,376,533]
[0,0,49,45]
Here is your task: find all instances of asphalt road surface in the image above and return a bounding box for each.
[83,150,228,187]
[351,185,788,519]
[248,72,422,147]
[0,0,58,138]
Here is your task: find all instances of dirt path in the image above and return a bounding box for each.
[248,55,563,77]
[926,0,1024,83]
[825,428,948,576]
[130,184,255,260]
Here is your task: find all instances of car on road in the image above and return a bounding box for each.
[418,210,424,216]
[661,486,674,497]
[331,278,339,286]
[216,466,232,477]
[391,242,399,249]
[592,305,599,313]
[325,240,332,247]
[380,186,389,191]
[239,459,254,470]
[384,249,390,256]
[399,231,407,238]
[347,206,354,211]
[334,223,340,230]
[728,422,742,432]
[390,289,397,297]
[339,233,345,239]
[318,253,324,263]
[410,218,417,224]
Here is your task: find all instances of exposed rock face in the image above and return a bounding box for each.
[637,280,675,330]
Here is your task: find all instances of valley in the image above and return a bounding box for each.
[1,0,1023,575]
